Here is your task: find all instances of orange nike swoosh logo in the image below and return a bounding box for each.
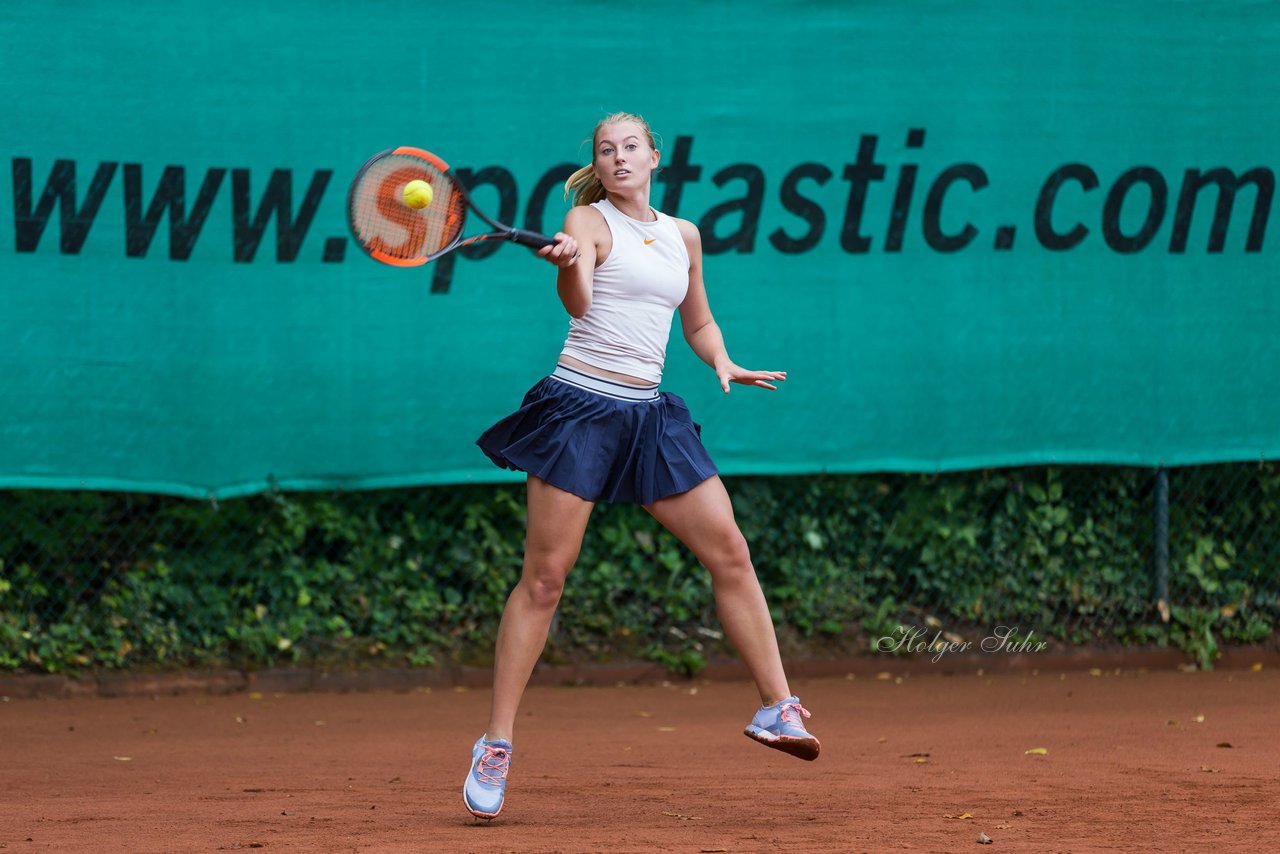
[643,238,656,245]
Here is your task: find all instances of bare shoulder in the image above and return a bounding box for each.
[670,216,700,240]
[564,204,607,233]
[670,217,702,253]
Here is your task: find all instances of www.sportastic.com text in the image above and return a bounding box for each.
[8,130,1273,294]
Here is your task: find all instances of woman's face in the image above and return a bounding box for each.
[593,121,660,194]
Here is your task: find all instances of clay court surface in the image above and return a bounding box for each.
[3,667,1277,853]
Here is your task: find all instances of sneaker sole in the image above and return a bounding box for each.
[744,727,821,761]
[462,788,502,820]
[463,775,503,820]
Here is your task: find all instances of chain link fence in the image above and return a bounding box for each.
[2,463,1277,675]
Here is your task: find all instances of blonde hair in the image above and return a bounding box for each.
[563,112,659,207]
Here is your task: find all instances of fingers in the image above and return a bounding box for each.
[741,371,787,383]
[726,369,787,391]
[717,365,786,393]
[540,232,579,267]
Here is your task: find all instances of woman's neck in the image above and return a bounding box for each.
[605,191,655,222]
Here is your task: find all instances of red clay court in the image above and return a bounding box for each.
[3,665,1277,853]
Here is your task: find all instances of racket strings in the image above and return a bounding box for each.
[349,155,466,265]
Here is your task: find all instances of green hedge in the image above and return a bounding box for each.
[2,466,1277,676]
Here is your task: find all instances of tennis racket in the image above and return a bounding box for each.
[347,146,557,267]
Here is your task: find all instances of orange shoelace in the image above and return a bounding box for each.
[476,745,510,786]
[779,702,812,726]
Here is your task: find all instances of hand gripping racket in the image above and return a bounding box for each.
[347,146,557,267]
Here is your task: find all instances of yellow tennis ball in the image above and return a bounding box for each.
[403,179,433,209]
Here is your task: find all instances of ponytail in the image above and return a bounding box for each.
[563,164,607,207]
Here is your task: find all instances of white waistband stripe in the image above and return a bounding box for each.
[551,364,660,401]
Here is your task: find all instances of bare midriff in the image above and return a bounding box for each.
[557,354,656,387]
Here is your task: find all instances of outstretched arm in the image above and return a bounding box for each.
[537,205,605,319]
[675,219,787,393]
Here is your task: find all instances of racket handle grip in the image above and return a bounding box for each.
[508,228,558,250]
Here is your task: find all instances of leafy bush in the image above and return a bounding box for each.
[2,465,1276,675]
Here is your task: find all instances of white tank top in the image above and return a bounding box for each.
[559,198,690,384]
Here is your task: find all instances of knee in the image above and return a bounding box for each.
[705,530,755,583]
[523,573,566,610]
[519,552,575,610]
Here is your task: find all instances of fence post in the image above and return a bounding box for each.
[1154,467,1170,622]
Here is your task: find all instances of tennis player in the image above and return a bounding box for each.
[463,112,820,820]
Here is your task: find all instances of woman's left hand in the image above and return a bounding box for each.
[717,365,787,393]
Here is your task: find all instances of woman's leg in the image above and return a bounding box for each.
[645,476,818,759]
[485,475,595,742]
[644,476,790,705]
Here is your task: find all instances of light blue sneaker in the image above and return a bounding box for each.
[463,735,513,819]
[744,696,821,760]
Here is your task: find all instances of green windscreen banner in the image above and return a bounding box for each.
[2,1,1277,498]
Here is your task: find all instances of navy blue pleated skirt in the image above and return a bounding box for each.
[476,365,718,504]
